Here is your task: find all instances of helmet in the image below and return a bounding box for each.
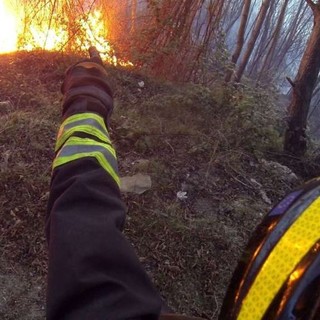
[219,178,320,320]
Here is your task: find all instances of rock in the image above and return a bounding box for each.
[120,174,152,194]
[261,159,298,183]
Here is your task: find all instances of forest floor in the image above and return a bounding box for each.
[0,51,306,319]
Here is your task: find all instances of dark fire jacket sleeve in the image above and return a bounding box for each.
[45,95,162,319]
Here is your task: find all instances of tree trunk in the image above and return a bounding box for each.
[131,0,137,33]
[223,1,244,37]
[284,1,320,155]
[233,0,271,83]
[259,0,289,77]
[225,0,251,82]
[274,1,308,71]
[247,0,277,78]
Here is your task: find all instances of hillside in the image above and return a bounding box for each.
[0,51,301,319]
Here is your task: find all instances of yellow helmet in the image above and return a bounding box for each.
[219,178,320,319]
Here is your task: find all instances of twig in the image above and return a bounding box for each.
[205,140,220,180]
[212,294,219,319]
[265,150,302,160]
[44,0,58,50]
[286,77,295,88]
[57,0,98,52]
[165,140,175,154]
[227,164,256,190]
[226,168,254,189]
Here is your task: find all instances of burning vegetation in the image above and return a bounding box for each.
[0,0,131,66]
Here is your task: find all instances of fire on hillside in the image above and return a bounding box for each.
[0,0,132,66]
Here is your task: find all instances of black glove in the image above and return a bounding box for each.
[61,59,113,126]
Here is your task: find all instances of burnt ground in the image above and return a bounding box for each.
[0,51,302,319]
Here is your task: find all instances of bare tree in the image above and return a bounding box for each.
[274,2,310,72]
[127,0,227,81]
[131,0,138,33]
[225,0,251,82]
[259,0,289,76]
[223,0,244,36]
[245,0,311,84]
[284,0,320,155]
[234,0,271,82]
[249,0,279,77]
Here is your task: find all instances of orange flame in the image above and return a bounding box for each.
[0,1,19,52]
[0,0,132,66]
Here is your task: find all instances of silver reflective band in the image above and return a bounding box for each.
[63,117,110,139]
[56,114,111,152]
[57,144,118,174]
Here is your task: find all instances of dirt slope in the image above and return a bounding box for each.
[0,51,299,319]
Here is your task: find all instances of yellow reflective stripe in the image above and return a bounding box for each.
[54,152,120,187]
[56,113,110,151]
[238,197,320,319]
[62,136,116,158]
[53,137,119,186]
[56,124,111,152]
[56,136,118,176]
[61,113,108,132]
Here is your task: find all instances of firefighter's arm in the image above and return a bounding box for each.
[45,58,162,319]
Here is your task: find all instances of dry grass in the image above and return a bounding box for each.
[0,51,299,319]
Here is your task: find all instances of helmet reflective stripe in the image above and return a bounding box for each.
[263,241,320,319]
[235,188,318,307]
[53,136,120,186]
[238,197,320,319]
[220,181,320,320]
[56,113,110,151]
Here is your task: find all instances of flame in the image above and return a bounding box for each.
[0,1,19,52]
[0,0,132,66]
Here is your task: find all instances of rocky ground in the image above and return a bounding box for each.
[0,51,304,319]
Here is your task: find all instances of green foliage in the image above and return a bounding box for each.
[224,83,283,152]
